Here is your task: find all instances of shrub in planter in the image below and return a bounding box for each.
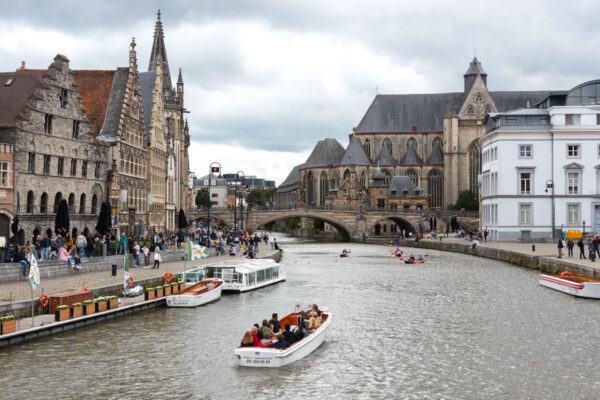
[55,305,70,322]
[83,300,95,316]
[1,315,16,335]
[178,281,185,291]
[71,302,83,318]
[155,286,164,298]
[107,295,118,310]
[95,297,108,312]
[170,282,178,294]
[144,287,155,301]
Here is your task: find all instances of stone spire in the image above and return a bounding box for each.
[148,9,172,92]
[129,37,137,70]
[177,67,184,102]
[464,56,487,94]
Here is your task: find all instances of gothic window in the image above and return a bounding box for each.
[54,192,62,213]
[485,104,493,114]
[57,157,64,176]
[466,106,475,115]
[80,194,86,214]
[382,169,392,184]
[28,153,35,173]
[95,161,100,179]
[72,120,80,139]
[344,169,350,181]
[428,169,443,208]
[68,193,75,208]
[363,139,370,159]
[405,169,419,186]
[407,137,417,151]
[70,159,77,176]
[59,88,68,109]
[306,171,314,205]
[91,194,98,214]
[319,172,328,206]
[44,114,53,134]
[468,142,481,195]
[43,155,51,174]
[360,171,366,188]
[82,161,87,178]
[26,191,34,213]
[40,192,48,213]
[432,136,443,150]
[383,137,392,151]
[473,92,484,103]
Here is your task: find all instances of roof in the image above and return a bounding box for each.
[426,143,444,164]
[339,136,371,166]
[303,138,345,168]
[0,69,45,126]
[139,71,156,140]
[148,10,173,93]
[464,56,486,76]
[372,168,385,180]
[100,69,129,137]
[376,144,395,165]
[194,173,227,187]
[72,70,116,135]
[489,91,553,113]
[400,143,422,165]
[277,164,303,193]
[388,176,421,197]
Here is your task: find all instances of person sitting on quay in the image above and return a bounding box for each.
[240,331,254,347]
[76,232,87,259]
[85,233,95,258]
[269,313,281,333]
[40,233,51,261]
[18,246,31,277]
[281,323,297,345]
[229,244,237,256]
[268,334,290,349]
[63,245,81,270]
[273,238,279,250]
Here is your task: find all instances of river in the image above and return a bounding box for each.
[1,234,600,399]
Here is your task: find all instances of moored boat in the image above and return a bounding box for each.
[234,309,331,368]
[538,271,600,299]
[166,279,223,307]
[186,259,285,292]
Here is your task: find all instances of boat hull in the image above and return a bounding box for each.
[234,313,331,368]
[538,274,600,299]
[223,276,286,292]
[166,284,223,307]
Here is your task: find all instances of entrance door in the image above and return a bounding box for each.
[595,206,600,234]
[374,224,381,235]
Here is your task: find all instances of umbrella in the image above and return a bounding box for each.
[95,202,111,235]
[178,209,188,229]
[54,199,70,236]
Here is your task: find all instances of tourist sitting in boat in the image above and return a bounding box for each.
[229,245,237,256]
[261,330,273,347]
[269,313,281,333]
[308,312,321,332]
[250,326,262,345]
[268,334,290,349]
[312,304,322,317]
[395,248,403,257]
[282,323,297,345]
[240,331,254,347]
[260,319,274,337]
[340,249,348,257]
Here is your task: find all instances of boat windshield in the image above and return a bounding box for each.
[185,269,204,283]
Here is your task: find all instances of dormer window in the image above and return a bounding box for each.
[59,88,68,109]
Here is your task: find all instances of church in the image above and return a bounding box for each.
[276,57,560,210]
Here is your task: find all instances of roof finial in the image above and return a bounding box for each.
[157,9,161,20]
[129,37,137,69]
[177,67,183,83]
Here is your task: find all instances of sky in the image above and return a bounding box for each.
[1,0,600,184]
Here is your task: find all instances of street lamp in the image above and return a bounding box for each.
[545,180,555,239]
[207,162,222,247]
[236,170,245,233]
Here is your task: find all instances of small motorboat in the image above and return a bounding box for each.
[404,258,424,264]
[234,308,331,368]
[166,279,223,307]
[538,271,600,299]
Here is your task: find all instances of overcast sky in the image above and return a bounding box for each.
[2,0,599,184]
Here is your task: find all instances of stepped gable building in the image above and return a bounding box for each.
[0,55,108,244]
[73,39,147,235]
[277,57,561,210]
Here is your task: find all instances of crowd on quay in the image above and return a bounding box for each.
[239,305,323,349]
[557,235,600,261]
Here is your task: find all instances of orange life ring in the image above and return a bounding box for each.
[163,272,174,282]
[128,276,134,287]
[40,294,49,308]
[560,271,573,278]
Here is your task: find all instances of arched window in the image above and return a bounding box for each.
[40,192,48,213]
[382,137,392,151]
[468,142,481,195]
[360,171,366,187]
[466,105,475,115]
[407,137,417,151]
[405,169,419,186]
[54,192,62,213]
[306,171,314,205]
[80,194,86,214]
[343,169,350,181]
[432,136,443,150]
[382,169,392,184]
[27,191,34,213]
[68,193,75,214]
[319,173,328,205]
[363,139,370,159]
[428,169,443,208]
[91,194,98,214]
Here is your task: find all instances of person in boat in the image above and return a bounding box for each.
[269,313,281,333]
[340,249,348,257]
[294,324,307,341]
[308,312,321,332]
[261,330,273,347]
[240,331,254,347]
[268,334,290,349]
[408,254,415,261]
[282,323,297,345]
[250,326,262,345]
[260,319,274,337]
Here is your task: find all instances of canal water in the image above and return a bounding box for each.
[2,234,600,399]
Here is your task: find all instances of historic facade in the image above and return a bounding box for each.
[0,142,14,247]
[0,55,108,244]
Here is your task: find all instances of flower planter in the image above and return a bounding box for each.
[1,320,16,335]
[156,288,164,298]
[84,304,95,316]
[172,285,179,294]
[164,286,172,295]
[55,308,70,322]
[108,299,118,309]
[144,291,155,301]
[71,307,83,319]
[95,301,108,313]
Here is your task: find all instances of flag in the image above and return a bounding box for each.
[187,239,208,260]
[123,248,131,289]
[28,249,40,290]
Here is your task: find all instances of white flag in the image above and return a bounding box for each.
[28,250,40,290]
[187,239,208,260]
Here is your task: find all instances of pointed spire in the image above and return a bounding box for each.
[400,143,423,165]
[464,56,487,77]
[376,144,395,165]
[177,68,183,84]
[149,9,172,92]
[339,136,371,166]
[129,37,137,70]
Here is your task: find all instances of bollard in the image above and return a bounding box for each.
[439,236,442,242]
[532,245,536,252]
[111,264,117,276]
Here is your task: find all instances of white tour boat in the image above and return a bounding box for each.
[234,309,331,368]
[166,279,224,307]
[185,259,285,292]
[538,271,600,299]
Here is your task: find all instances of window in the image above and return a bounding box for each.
[57,157,64,176]
[519,172,531,194]
[568,204,580,225]
[44,114,53,134]
[519,204,532,225]
[43,155,50,174]
[211,193,218,198]
[0,162,8,186]
[95,161,100,178]
[70,159,77,176]
[28,153,35,173]
[567,172,580,194]
[391,224,397,232]
[405,169,418,186]
[79,194,86,214]
[59,88,68,109]
[407,137,418,151]
[72,120,80,139]
[363,139,370,159]
[565,114,580,126]
[428,169,443,208]
[567,144,580,158]
[468,142,481,195]
[91,194,98,214]
[597,114,600,125]
[377,199,385,208]
[519,144,532,158]
[26,191,34,213]
[382,137,392,151]
[40,192,48,213]
[81,161,87,178]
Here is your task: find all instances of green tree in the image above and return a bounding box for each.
[247,188,266,206]
[195,188,211,209]
[286,217,300,230]
[448,190,479,211]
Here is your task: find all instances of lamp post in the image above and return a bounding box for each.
[545,180,555,239]
[207,162,222,247]
[236,170,245,233]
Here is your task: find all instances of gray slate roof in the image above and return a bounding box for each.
[303,138,345,168]
[376,144,395,165]
[400,144,422,165]
[100,68,129,137]
[277,164,303,193]
[464,57,486,76]
[426,143,444,165]
[340,136,371,166]
[139,71,156,141]
[388,176,421,197]
[371,168,385,180]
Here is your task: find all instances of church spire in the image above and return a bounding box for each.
[148,9,172,93]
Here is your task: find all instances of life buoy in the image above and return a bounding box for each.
[128,276,134,287]
[163,272,174,282]
[560,271,573,278]
[40,294,49,308]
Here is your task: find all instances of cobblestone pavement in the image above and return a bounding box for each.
[0,247,273,302]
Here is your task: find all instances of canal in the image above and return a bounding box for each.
[1,234,600,399]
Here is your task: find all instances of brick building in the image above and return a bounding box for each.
[0,142,14,247]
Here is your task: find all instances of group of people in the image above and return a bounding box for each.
[239,305,323,349]
[557,235,600,261]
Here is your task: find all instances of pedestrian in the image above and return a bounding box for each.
[40,233,51,261]
[153,246,161,269]
[567,238,574,258]
[273,238,279,250]
[484,229,489,242]
[86,233,95,258]
[402,229,406,239]
[594,235,600,258]
[76,232,87,259]
[142,243,150,268]
[133,241,140,267]
[119,233,128,255]
[578,237,586,259]
[589,238,596,262]
[557,237,564,258]
[34,234,42,259]
[253,233,260,252]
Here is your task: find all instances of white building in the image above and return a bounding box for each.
[192,174,228,209]
[480,80,600,240]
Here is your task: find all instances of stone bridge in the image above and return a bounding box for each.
[187,207,479,241]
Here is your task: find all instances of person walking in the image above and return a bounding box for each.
[133,241,140,267]
[567,238,574,258]
[76,232,87,259]
[153,246,161,269]
[142,243,150,268]
[594,234,600,258]
[40,233,51,261]
[557,237,564,258]
[119,233,128,255]
[578,237,586,259]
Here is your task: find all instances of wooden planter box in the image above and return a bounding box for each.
[84,304,95,315]
[55,309,70,322]
[172,285,179,294]
[71,307,83,319]
[1,320,16,335]
[164,286,172,295]
[179,282,185,292]
[108,299,118,310]
[144,291,155,301]
[156,288,164,298]
[95,301,108,313]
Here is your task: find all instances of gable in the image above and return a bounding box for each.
[459,74,497,119]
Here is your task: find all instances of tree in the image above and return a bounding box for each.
[195,188,211,209]
[247,188,266,206]
[286,217,300,230]
[448,190,479,211]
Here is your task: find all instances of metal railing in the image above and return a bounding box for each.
[16,204,100,216]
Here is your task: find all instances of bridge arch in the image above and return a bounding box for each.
[249,213,352,241]
[193,216,231,231]
[371,216,417,236]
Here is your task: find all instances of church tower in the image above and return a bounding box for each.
[148,9,173,95]
[463,56,487,94]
